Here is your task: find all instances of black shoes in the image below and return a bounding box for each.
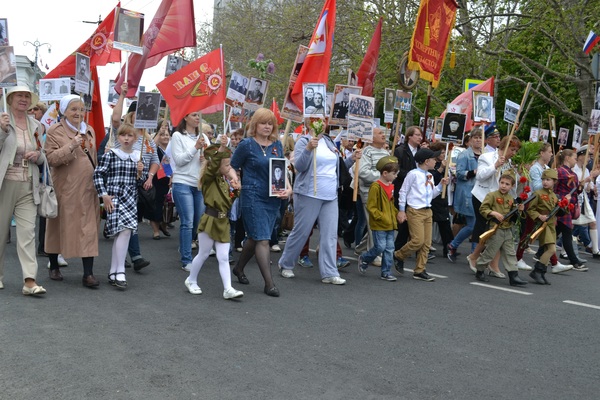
[264,286,280,297]
[232,268,249,284]
[394,255,404,275]
[529,262,546,284]
[413,271,435,282]
[133,258,150,272]
[475,270,489,282]
[507,271,528,286]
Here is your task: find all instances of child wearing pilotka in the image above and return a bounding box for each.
[394,148,450,282]
[474,170,528,286]
[358,155,400,281]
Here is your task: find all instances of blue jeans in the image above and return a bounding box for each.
[172,182,205,265]
[451,214,476,252]
[128,232,141,261]
[573,225,590,247]
[361,230,394,275]
[353,196,367,247]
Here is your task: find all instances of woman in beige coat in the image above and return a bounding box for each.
[44,95,100,287]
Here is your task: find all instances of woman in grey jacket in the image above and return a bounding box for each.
[0,86,47,295]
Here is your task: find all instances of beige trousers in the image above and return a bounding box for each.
[0,180,39,283]
[396,207,432,274]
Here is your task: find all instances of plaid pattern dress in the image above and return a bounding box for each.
[556,165,579,229]
[94,149,139,237]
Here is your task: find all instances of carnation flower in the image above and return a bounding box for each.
[523,186,531,193]
[519,192,529,201]
[520,176,528,184]
[568,203,575,211]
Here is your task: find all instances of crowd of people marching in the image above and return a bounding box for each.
[1,84,598,298]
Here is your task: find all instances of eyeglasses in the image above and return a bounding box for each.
[31,107,40,111]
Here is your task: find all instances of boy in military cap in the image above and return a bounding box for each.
[526,169,561,284]
[358,155,400,281]
[394,148,450,282]
[475,170,528,286]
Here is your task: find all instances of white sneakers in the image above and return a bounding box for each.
[223,287,244,299]
[371,256,382,267]
[322,276,346,285]
[551,262,573,274]
[517,259,533,271]
[57,254,68,266]
[182,264,192,272]
[280,268,295,278]
[184,277,202,295]
[271,244,282,252]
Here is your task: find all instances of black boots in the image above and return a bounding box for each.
[475,270,489,282]
[529,262,547,285]
[508,271,528,286]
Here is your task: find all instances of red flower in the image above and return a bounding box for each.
[519,192,528,201]
[523,186,531,193]
[568,203,575,211]
[519,176,528,184]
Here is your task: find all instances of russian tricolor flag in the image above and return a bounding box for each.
[583,31,600,55]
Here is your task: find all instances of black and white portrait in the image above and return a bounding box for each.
[572,125,582,149]
[330,85,361,125]
[281,82,303,123]
[114,8,144,53]
[291,45,308,80]
[134,92,161,129]
[529,127,539,143]
[384,88,395,114]
[245,77,267,109]
[165,55,182,77]
[504,99,519,124]
[474,94,493,122]
[347,118,373,143]
[594,81,600,110]
[107,79,119,104]
[557,127,569,146]
[0,19,9,46]
[269,158,287,196]
[441,112,467,144]
[74,53,90,95]
[303,83,327,117]
[226,71,249,107]
[40,78,69,102]
[539,129,549,143]
[348,94,375,120]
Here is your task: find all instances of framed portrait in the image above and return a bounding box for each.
[347,69,357,86]
[383,88,396,114]
[269,158,287,196]
[107,79,119,105]
[281,82,303,123]
[473,93,493,123]
[0,46,17,87]
[226,71,249,107]
[329,84,362,126]
[557,127,569,147]
[504,99,519,124]
[529,127,539,143]
[244,77,268,110]
[395,90,412,112]
[83,80,94,111]
[441,112,467,144]
[114,8,144,54]
[302,83,327,118]
[434,117,443,141]
[40,78,70,101]
[548,114,557,137]
[572,124,583,149]
[398,53,419,90]
[134,92,161,129]
[347,118,373,143]
[290,45,308,82]
[74,52,91,95]
[539,129,550,143]
[348,94,375,120]
[229,106,244,123]
[0,18,9,46]
[325,92,333,117]
[165,55,183,77]
[589,110,600,134]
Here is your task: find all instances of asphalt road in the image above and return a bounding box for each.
[1,222,599,399]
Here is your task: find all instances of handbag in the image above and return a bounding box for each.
[162,189,176,224]
[38,159,58,218]
[137,181,156,211]
[281,203,294,231]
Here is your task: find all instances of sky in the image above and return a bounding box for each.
[3,0,214,125]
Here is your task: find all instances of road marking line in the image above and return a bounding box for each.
[563,300,600,310]
[470,282,533,295]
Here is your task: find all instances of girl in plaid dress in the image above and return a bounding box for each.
[94,125,141,289]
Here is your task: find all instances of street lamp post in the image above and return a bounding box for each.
[23,39,51,69]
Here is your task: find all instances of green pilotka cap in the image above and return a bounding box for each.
[542,169,558,180]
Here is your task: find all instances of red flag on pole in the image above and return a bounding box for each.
[115,0,197,97]
[356,17,383,97]
[408,0,459,88]
[271,98,284,125]
[440,76,494,132]
[156,48,226,126]
[290,0,336,110]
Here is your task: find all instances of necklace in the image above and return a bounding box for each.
[259,143,268,156]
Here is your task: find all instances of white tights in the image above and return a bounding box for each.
[188,231,231,290]
[110,229,132,276]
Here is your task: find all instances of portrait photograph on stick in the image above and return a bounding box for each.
[347,118,373,143]
[548,114,557,137]
[290,45,308,81]
[0,18,9,46]
[244,77,268,110]
[589,110,600,134]
[0,46,17,87]
[441,112,467,144]
[572,124,582,149]
[134,92,161,129]
[529,127,539,143]
[539,129,549,143]
[281,83,302,122]
[348,94,375,120]
[107,79,119,104]
[114,8,144,54]
[395,90,412,112]
[164,55,183,77]
[329,84,361,126]
[473,92,493,122]
[269,158,288,197]
[226,71,249,107]
[557,127,569,146]
[384,88,396,114]
[303,83,327,118]
[504,99,519,124]
[74,52,90,95]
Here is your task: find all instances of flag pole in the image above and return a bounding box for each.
[441,142,451,199]
[423,83,432,141]
[352,139,363,202]
[2,88,7,112]
[124,51,129,84]
[391,109,402,154]
[282,119,292,153]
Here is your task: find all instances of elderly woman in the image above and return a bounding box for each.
[231,108,290,296]
[44,94,100,287]
[277,119,346,285]
[170,112,209,270]
[0,86,47,295]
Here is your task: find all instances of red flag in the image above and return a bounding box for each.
[115,0,197,97]
[291,0,336,110]
[271,98,284,125]
[356,17,383,97]
[441,76,494,132]
[156,48,226,126]
[408,0,459,88]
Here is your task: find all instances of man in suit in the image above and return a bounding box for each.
[246,79,264,103]
[272,165,285,192]
[332,89,350,119]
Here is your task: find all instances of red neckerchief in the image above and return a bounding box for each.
[376,179,394,201]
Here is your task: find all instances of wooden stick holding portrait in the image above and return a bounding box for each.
[441,142,452,199]
[502,82,532,158]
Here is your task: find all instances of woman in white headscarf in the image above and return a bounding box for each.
[44,94,101,287]
[0,86,46,295]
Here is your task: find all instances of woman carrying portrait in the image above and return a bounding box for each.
[45,94,100,287]
[230,108,290,296]
[149,119,171,239]
[0,86,47,295]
